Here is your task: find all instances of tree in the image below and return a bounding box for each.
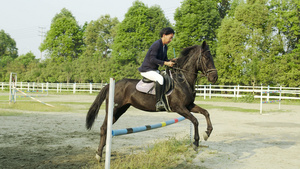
[0,29,18,60]
[40,8,84,62]
[84,15,119,58]
[112,1,171,64]
[268,0,300,86]
[111,1,171,80]
[215,17,249,85]
[16,52,37,68]
[216,0,275,86]
[172,0,221,56]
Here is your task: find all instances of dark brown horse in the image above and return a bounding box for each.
[86,41,218,161]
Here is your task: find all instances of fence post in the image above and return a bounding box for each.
[2,82,3,90]
[237,84,240,100]
[73,83,76,94]
[204,85,206,100]
[33,82,35,91]
[90,83,92,94]
[28,82,30,91]
[20,82,22,90]
[57,83,59,93]
[267,85,270,101]
[209,84,211,99]
[279,86,282,110]
[234,86,236,98]
[260,85,263,114]
[42,83,44,93]
[47,82,49,95]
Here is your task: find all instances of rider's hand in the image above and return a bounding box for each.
[164,61,175,67]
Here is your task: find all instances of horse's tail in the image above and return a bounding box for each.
[86,84,109,130]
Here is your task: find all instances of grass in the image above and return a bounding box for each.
[0,111,25,116]
[85,137,199,169]
[200,104,259,113]
[0,102,72,113]
[0,95,9,101]
[195,96,300,105]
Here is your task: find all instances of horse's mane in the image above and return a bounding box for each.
[176,45,200,68]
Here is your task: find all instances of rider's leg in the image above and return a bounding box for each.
[140,71,166,111]
[155,81,167,111]
[140,70,163,84]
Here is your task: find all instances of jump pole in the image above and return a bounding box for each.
[260,85,281,114]
[14,88,54,107]
[105,78,115,169]
[112,116,186,136]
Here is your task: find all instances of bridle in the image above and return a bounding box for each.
[196,49,217,77]
[173,48,217,77]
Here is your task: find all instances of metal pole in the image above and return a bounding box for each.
[105,78,115,169]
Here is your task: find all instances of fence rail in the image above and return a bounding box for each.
[1,82,299,100]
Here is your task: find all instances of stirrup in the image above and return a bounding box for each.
[156,101,167,111]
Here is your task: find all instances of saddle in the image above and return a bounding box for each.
[136,70,174,96]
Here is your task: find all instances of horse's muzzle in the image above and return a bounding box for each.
[207,70,218,84]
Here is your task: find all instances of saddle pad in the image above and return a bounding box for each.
[136,80,173,96]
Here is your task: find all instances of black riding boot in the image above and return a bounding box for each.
[155,82,167,111]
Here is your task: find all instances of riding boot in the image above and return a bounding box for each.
[155,82,167,111]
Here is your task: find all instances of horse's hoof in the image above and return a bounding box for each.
[192,143,198,152]
[203,131,209,141]
[95,154,101,162]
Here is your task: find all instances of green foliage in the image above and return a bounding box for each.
[233,94,255,103]
[112,1,171,64]
[83,15,119,58]
[40,8,84,62]
[215,0,299,86]
[0,29,18,59]
[172,0,221,56]
[15,52,37,67]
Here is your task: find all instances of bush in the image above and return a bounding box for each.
[233,94,255,103]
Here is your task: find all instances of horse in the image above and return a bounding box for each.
[86,41,218,161]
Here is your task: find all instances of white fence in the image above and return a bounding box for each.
[196,84,300,101]
[1,82,106,94]
[1,82,299,100]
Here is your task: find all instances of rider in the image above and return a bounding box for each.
[138,27,176,111]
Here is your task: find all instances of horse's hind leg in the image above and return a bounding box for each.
[96,104,131,162]
[188,103,213,141]
[96,118,107,161]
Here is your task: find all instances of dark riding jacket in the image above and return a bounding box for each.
[138,39,169,72]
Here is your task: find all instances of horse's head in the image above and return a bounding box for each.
[175,41,218,83]
[197,41,218,83]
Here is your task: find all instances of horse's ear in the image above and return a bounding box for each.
[202,41,207,49]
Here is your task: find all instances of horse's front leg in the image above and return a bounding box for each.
[176,107,200,147]
[188,103,213,141]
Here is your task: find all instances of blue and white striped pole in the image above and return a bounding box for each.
[112,116,186,136]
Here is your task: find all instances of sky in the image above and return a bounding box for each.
[0,0,182,59]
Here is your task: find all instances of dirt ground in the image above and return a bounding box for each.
[0,94,300,169]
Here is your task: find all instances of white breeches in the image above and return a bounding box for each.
[140,70,164,85]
